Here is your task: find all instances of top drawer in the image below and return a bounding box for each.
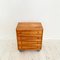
[17,30,43,36]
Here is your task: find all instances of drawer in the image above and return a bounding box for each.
[17,36,42,42]
[18,46,41,50]
[18,43,41,48]
[18,39,42,42]
[17,30,42,36]
[18,36,42,39]
[17,34,42,37]
[18,44,42,50]
[18,41,42,45]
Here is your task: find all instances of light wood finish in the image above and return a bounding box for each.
[16,22,43,51]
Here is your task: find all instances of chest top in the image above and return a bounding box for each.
[16,22,43,31]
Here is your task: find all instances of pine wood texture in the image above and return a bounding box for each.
[16,22,43,51]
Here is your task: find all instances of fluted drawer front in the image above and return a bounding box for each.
[18,44,42,50]
[18,41,42,49]
[17,31,42,36]
[18,41,42,45]
[19,39,42,42]
[18,39,42,42]
[17,36,42,40]
[18,44,41,47]
[18,46,41,50]
[17,33,42,37]
[18,44,41,48]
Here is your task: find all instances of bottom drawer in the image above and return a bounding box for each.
[18,43,41,47]
[18,43,42,50]
[18,46,42,50]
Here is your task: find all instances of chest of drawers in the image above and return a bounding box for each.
[16,22,43,51]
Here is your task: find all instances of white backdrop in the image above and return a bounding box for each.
[0,0,60,40]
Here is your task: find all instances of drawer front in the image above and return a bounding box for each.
[18,43,42,50]
[17,34,42,37]
[17,36,42,42]
[18,36,42,39]
[18,42,41,47]
[18,39,42,42]
[18,41,42,45]
[18,46,41,50]
[17,30,43,36]
[18,41,42,49]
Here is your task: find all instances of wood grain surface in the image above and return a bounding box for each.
[16,22,43,50]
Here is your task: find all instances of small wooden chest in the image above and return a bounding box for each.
[16,22,43,51]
